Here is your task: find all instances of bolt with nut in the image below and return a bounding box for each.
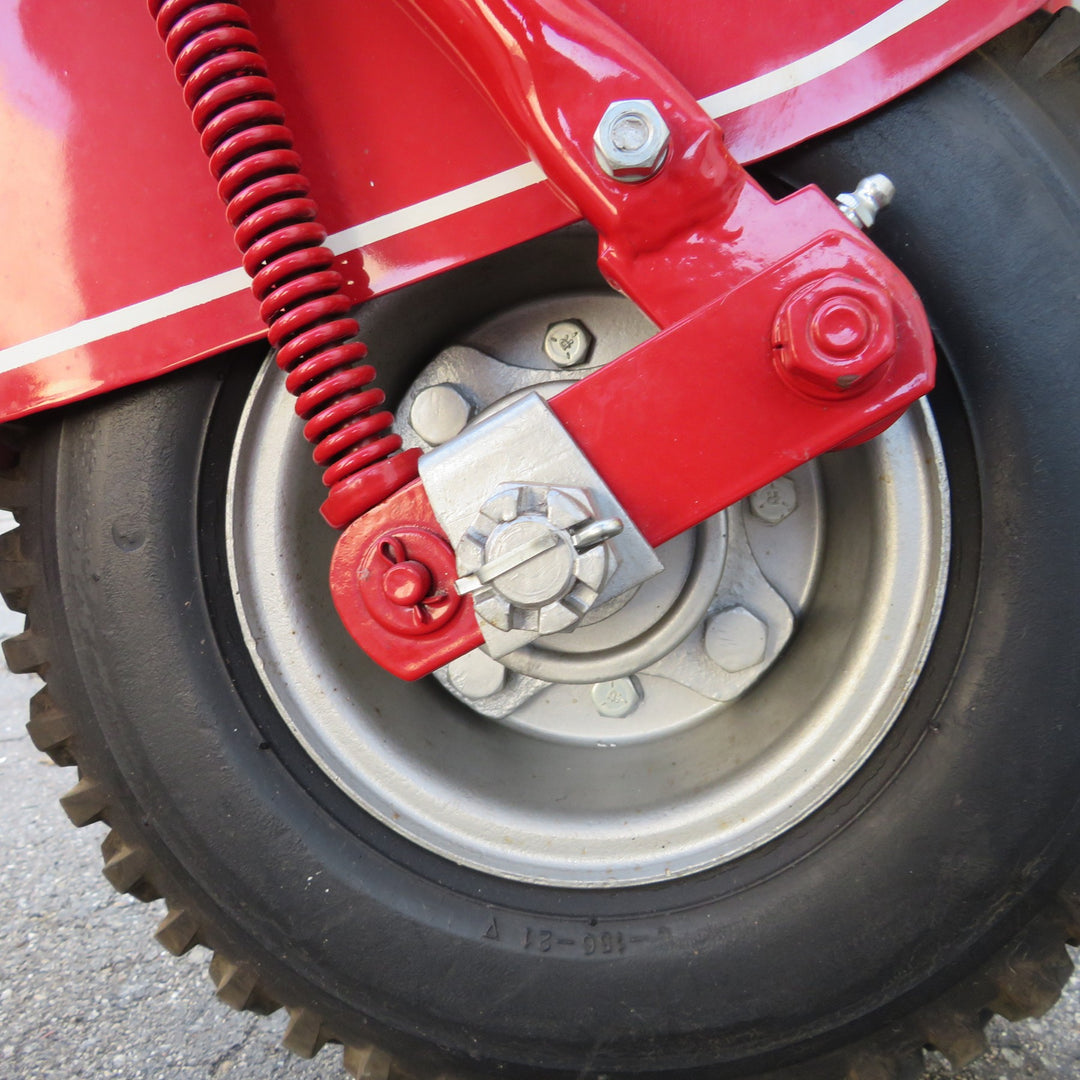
[774,274,896,396]
[593,99,670,183]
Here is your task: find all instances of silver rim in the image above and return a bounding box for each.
[226,291,950,888]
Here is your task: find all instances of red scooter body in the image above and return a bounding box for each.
[0,0,1056,423]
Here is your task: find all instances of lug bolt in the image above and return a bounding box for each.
[594,99,670,183]
[705,606,768,673]
[447,650,507,700]
[836,173,896,230]
[409,384,472,446]
[591,677,642,718]
[749,477,798,525]
[544,320,594,368]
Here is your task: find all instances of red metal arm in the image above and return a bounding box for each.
[330,0,934,678]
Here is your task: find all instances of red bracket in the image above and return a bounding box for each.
[330,0,935,679]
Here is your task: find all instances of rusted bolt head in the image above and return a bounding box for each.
[594,100,670,183]
[774,274,896,397]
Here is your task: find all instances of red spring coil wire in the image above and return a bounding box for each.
[149,0,421,528]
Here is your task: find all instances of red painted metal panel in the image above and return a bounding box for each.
[0,0,1044,423]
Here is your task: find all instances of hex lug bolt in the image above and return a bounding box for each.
[704,606,768,673]
[749,477,798,525]
[448,650,507,700]
[544,320,594,368]
[591,677,642,718]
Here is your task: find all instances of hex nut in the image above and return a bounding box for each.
[447,650,507,700]
[705,606,768,673]
[456,484,612,636]
[593,99,670,183]
[591,677,642,718]
[774,274,896,397]
[544,320,594,368]
[409,384,472,446]
[749,477,798,525]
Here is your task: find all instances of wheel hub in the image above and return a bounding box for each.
[227,285,949,886]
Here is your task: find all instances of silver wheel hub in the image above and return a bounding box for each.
[227,290,950,887]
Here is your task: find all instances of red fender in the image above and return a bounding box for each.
[0,0,1055,423]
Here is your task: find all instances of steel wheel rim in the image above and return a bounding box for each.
[226,292,950,888]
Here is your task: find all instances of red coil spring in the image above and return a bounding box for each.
[149,0,421,528]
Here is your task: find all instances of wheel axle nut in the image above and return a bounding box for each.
[774,274,896,397]
[456,485,616,636]
[594,99,670,183]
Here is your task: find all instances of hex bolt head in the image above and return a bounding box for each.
[409,384,472,446]
[593,99,670,183]
[544,320,594,368]
[591,677,642,718]
[447,650,507,700]
[749,477,798,525]
[773,274,897,397]
[705,606,768,673]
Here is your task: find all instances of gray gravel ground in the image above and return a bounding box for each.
[1,509,1077,1079]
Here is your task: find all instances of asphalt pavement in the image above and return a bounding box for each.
[0,508,1077,1080]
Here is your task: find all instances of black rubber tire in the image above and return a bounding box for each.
[4,11,1080,1080]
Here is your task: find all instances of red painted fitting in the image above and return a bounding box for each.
[358,528,461,637]
[384,561,434,608]
[773,274,896,398]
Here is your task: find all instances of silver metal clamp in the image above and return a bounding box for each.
[418,393,663,656]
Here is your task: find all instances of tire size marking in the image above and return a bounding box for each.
[517,926,669,956]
